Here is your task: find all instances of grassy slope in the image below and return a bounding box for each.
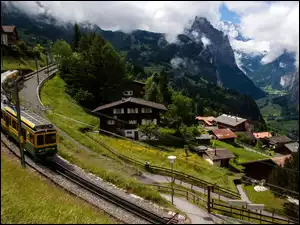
[243,184,287,215]
[41,75,237,192]
[213,140,268,163]
[2,54,47,72]
[1,153,118,224]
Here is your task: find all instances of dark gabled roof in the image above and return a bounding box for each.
[205,149,235,161]
[132,80,146,86]
[2,25,16,33]
[284,142,299,153]
[215,114,247,127]
[266,136,292,144]
[92,97,167,112]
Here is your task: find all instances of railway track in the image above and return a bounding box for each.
[1,136,174,224]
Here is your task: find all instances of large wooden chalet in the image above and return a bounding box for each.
[215,114,253,132]
[92,97,167,140]
[1,25,19,45]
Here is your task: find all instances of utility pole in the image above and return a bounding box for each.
[13,75,26,168]
[35,54,40,85]
[46,51,49,77]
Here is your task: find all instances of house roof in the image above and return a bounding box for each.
[195,116,215,126]
[266,136,292,144]
[211,128,237,139]
[195,134,212,140]
[2,25,16,33]
[205,149,235,161]
[92,97,167,112]
[284,142,299,153]
[253,132,272,139]
[271,154,292,167]
[215,114,247,127]
[194,145,208,152]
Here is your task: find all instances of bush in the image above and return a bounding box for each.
[236,132,255,146]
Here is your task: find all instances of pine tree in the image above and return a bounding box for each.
[72,23,81,52]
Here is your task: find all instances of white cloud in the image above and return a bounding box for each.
[225,1,299,65]
[4,1,222,43]
[3,1,299,66]
[201,36,211,48]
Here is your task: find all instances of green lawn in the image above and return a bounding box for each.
[2,55,47,72]
[213,140,269,163]
[1,153,118,224]
[41,75,238,193]
[243,184,287,215]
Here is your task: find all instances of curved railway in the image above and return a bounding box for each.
[1,68,174,224]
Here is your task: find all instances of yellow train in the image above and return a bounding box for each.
[1,105,58,158]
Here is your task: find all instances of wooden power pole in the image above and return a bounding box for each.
[13,75,26,168]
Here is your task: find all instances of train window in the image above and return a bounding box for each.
[45,133,56,144]
[5,115,10,125]
[12,120,18,131]
[29,133,34,144]
[22,128,26,141]
[37,135,44,146]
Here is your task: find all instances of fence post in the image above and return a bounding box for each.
[259,210,262,224]
[271,210,274,223]
[207,186,211,213]
[186,191,188,200]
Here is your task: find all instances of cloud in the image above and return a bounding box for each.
[3,1,299,66]
[3,1,222,43]
[201,36,211,48]
[170,57,186,69]
[225,1,299,65]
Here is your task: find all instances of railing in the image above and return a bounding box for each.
[210,199,298,224]
[24,63,56,79]
[149,184,207,208]
[85,132,241,200]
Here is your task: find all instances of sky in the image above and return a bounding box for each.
[3,1,299,67]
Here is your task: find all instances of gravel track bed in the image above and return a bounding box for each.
[1,133,150,224]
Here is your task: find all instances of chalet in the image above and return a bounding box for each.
[240,154,292,180]
[195,116,216,126]
[215,114,253,132]
[1,25,19,45]
[192,145,208,156]
[194,134,212,145]
[282,142,299,154]
[253,132,272,140]
[203,148,235,167]
[122,80,145,98]
[92,97,167,140]
[210,128,237,143]
[262,136,292,155]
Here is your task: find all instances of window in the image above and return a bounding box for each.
[12,119,18,131]
[113,108,124,114]
[29,133,34,144]
[153,119,157,125]
[142,119,152,125]
[123,91,133,96]
[126,131,132,135]
[129,120,137,124]
[45,133,56,144]
[107,120,115,125]
[37,135,44,146]
[22,128,26,141]
[5,115,10,125]
[127,108,138,114]
[142,108,152,113]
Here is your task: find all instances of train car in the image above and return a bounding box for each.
[1,105,58,158]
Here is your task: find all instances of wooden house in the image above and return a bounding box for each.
[122,80,145,98]
[262,136,293,155]
[92,97,167,140]
[194,134,212,145]
[215,114,253,132]
[203,148,235,167]
[240,155,292,180]
[1,25,19,45]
